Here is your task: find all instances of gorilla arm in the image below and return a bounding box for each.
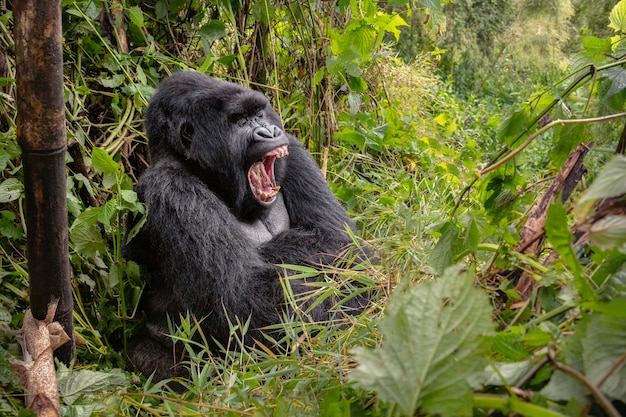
[127,157,284,348]
[258,135,359,266]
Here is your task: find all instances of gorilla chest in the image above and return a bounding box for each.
[238,193,289,245]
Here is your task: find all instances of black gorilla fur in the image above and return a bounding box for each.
[124,71,368,382]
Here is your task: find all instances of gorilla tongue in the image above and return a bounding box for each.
[248,145,289,203]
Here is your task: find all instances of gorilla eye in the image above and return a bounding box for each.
[180,122,194,148]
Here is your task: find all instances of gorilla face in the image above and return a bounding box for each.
[144,72,290,220]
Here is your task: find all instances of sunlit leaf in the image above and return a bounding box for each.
[587,215,626,251]
[575,155,626,219]
[0,178,22,203]
[609,0,626,33]
[351,265,494,417]
[91,147,121,175]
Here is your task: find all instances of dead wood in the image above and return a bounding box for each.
[514,143,591,298]
[11,300,70,417]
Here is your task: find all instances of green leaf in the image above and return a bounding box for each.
[351,265,494,417]
[91,147,121,175]
[336,20,377,58]
[498,107,531,146]
[199,20,226,41]
[70,208,107,259]
[0,210,23,239]
[126,6,144,28]
[609,0,626,33]
[545,201,595,301]
[587,215,626,251]
[582,312,626,399]
[0,178,23,203]
[575,155,626,219]
[427,221,459,274]
[57,364,129,405]
[98,73,125,89]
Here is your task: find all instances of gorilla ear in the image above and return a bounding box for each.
[180,122,194,149]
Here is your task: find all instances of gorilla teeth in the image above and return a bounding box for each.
[248,145,288,203]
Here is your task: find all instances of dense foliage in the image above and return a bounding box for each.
[1,0,626,416]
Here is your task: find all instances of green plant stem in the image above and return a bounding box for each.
[480,112,626,176]
[522,302,576,330]
[473,394,568,417]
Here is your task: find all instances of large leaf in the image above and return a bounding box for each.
[582,311,626,400]
[57,365,129,406]
[350,265,494,417]
[545,201,595,300]
[575,154,626,220]
[609,0,626,33]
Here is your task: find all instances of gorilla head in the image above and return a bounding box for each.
[144,72,289,221]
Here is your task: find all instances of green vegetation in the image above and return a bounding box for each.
[1,0,626,416]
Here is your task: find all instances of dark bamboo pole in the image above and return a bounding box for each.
[14,0,75,363]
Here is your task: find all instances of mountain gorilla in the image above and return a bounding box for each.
[124,71,369,383]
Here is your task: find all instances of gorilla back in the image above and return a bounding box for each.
[125,71,368,383]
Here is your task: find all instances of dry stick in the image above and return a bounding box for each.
[11,300,71,417]
[480,112,626,176]
[548,348,621,417]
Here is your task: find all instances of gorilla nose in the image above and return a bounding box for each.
[253,125,284,141]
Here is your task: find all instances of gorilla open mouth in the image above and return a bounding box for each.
[248,145,289,204]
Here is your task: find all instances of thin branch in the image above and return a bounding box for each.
[548,347,621,417]
[480,112,626,176]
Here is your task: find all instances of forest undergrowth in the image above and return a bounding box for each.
[1,0,626,416]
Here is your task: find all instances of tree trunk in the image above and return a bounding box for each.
[14,0,75,364]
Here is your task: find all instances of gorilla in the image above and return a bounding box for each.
[124,71,369,383]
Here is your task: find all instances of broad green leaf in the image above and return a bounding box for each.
[492,328,530,361]
[98,73,125,89]
[609,0,626,33]
[351,265,494,417]
[199,20,226,41]
[602,66,626,98]
[575,154,626,219]
[582,299,626,318]
[155,0,168,19]
[339,20,377,58]
[70,208,107,259]
[0,210,23,239]
[483,361,534,386]
[582,312,626,399]
[91,147,121,175]
[587,215,626,251]
[126,6,144,28]
[427,221,459,274]
[542,324,586,402]
[545,201,595,301]
[570,36,612,70]
[57,365,129,405]
[498,106,531,146]
[0,178,23,203]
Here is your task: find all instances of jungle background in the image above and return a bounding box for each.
[2,0,626,416]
